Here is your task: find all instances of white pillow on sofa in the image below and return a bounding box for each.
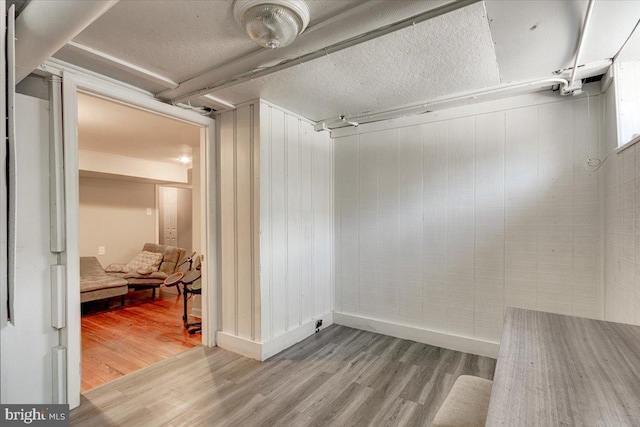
[126,251,163,274]
[105,263,128,273]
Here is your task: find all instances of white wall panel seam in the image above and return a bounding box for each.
[269,105,274,340]
[233,109,239,336]
[503,112,507,318]
[572,101,576,316]
[331,137,336,313]
[420,127,425,326]
[298,120,303,326]
[311,126,315,317]
[284,114,289,332]
[472,116,477,338]
[250,103,255,340]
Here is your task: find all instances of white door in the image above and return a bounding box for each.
[0,94,60,403]
[162,186,178,247]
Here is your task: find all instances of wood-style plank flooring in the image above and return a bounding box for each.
[81,288,201,391]
[72,324,496,426]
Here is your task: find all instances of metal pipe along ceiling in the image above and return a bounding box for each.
[568,0,595,90]
[15,0,119,83]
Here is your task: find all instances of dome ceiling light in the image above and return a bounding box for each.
[233,0,310,49]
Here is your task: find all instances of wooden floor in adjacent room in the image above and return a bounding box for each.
[81,288,201,391]
[72,324,496,426]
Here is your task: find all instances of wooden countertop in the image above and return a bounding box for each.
[486,308,640,426]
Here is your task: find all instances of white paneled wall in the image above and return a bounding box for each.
[218,103,261,342]
[603,78,640,326]
[259,102,333,343]
[335,93,602,350]
[217,100,333,359]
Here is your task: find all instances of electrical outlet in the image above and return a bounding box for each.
[146,208,153,216]
[98,246,105,255]
[315,319,323,332]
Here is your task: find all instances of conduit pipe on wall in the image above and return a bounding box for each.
[317,77,570,130]
[564,0,595,94]
[15,0,119,83]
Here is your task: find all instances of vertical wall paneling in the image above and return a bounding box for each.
[236,105,253,339]
[422,121,449,333]
[338,135,360,314]
[378,129,400,321]
[252,105,261,342]
[358,132,380,318]
[259,104,272,341]
[286,116,301,330]
[602,74,640,325]
[335,94,603,349]
[474,112,505,342]
[218,100,333,356]
[504,106,539,313]
[313,130,330,316]
[398,127,423,325]
[219,111,236,335]
[300,123,313,322]
[270,107,287,338]
[259,101,334,343]
[446,117,475,337]
[218,102,261,341]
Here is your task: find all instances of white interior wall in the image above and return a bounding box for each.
[1,95,59,404]
[602,65,640,325]
[218,103,260,343]
[79,176,157,266]
[259,102,333,347]
[79,149,189,183]
[216,100,333,360]
[334,91,603,356]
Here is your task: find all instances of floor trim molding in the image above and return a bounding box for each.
[216,331,263,360]
[262,312,334,360]
[217,312,334,361]
[333,312,499,358]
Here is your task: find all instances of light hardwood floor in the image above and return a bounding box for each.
[72,324,496,426]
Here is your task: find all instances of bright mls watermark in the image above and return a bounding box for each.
[1,405,69,426]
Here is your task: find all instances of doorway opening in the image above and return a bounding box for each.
[75,91,210,391]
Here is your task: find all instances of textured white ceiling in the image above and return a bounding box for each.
[52,0,640,124]
[78,93,201,163]
[67,0,366,83]
[210,1,500,121]
[485,0,640,82]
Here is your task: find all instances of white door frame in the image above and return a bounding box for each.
[61,71,218,409]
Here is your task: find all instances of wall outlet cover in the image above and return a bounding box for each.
[98,246,105,255]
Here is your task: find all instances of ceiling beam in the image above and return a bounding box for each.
[63,41,180,90]
[15,0,118,83]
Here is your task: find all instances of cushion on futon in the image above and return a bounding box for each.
[142,243,182,275]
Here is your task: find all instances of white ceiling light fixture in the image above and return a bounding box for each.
[233,0,310,49]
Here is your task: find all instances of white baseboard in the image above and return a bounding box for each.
[261,312,334,360]
[216,312,334,361]
[216,331,263,360]
[333,312,499,359]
